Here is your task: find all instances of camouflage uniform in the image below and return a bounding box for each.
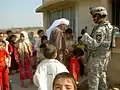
[81,21,113,90]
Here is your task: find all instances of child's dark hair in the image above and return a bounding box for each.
[37,29,44,34]
[43,44,57,59]
[41,35,47,45]
[2,40,6,46]
[40,44,46,49]
[65,28,73,34]
[6,30,12,34]
[9,35,16,42]
[41,35,47,41]
[72,48,84,57]
[53,72,77,90]
[78,36,82,41]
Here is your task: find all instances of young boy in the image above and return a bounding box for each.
[33,44,68,90]
[39,35,48,52]
[34,29,44,65]
[36,35,48,64]
[0,40,11,90]
[53,72,77,90]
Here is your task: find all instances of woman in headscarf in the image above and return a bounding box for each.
[16,31,33,88]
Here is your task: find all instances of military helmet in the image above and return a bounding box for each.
[89,6,108,16]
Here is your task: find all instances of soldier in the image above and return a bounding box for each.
[81,6,113,90]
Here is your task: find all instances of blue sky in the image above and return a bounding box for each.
[0,0,43,29]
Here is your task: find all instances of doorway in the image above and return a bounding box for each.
[112,0,120,27]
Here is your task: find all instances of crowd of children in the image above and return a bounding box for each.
[33,28,86,90]
[0,27,86,90]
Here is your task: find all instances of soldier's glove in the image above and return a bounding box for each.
[81,26,87,35]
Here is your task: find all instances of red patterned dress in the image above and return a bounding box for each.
[16,41,33,80]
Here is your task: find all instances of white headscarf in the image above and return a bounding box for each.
[20,31,30,44]
[46,18,69,40]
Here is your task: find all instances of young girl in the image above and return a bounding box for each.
[69,48,84,81]
[8,35,19,74]
[53,72,77,90]
[33,44,68,90]
[0,40,11,90]
[2,40,12,90]
[16,31,33,88]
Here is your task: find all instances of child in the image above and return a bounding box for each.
[41,35,48,45]
[76,36,86,77]
[53,72,77,90]
[8,35,19,74]
[64,28,75,68]
[38,35,48,64]
[33,44,69,90]
[0,40,11,90]
[2,41,9,66]
[34,29,44,65]
[39,35,48,51]
[77,36,85,51]
[69,48,84,81]
[16,31,33,88]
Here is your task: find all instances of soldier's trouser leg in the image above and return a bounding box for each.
[88,69,99,90]
[88,69,107,90]
[98,72,107,90]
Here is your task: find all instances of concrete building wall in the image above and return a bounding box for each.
[43,0,75,4]
[43,0,55,4]
[75,0,112,37]
[42,0,112,34]
[42,0,76,31]
[75,0,101,37]
[43,11,49,31]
